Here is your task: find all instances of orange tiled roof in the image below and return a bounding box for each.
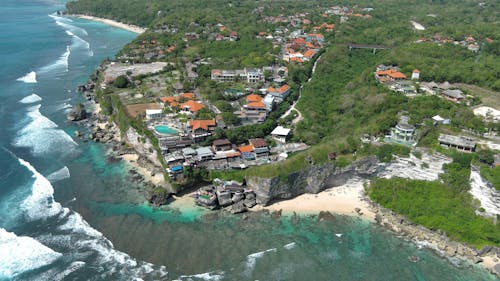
[246,94,263,102]
[181,92,195,100]
[308,33,324,39]
[181,100,205,112]
[189,119,216,131]
[388,71,406,79]
[247,101,265,108]
[303,49,316,58]
[290,57,303,63]
[279,84,290,93]
[267,87,277,93]
[238,145,254,153]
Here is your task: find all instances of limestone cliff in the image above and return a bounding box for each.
[125,127,162,168]
[246,156,380,205]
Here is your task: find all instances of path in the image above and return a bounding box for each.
[280,54,323,124]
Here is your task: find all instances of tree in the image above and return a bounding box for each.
[114,75,129,88]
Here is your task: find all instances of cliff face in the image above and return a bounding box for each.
[246,156,380,205]
[125,127,162,168]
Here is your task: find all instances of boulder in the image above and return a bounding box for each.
[67,104,87,121]
[229,201,247,214]
[243,197,257,208]
[232,192,245,203]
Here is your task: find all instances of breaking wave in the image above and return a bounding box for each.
[39,46,70,73]
[244,248,277,277]
[19,93,42,104]
[13,104,77,156]
[11,157,169,280]
[16,71,37,83]
[0,228,63,280]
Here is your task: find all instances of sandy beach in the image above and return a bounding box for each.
[120,153,165,185]
[254,179,376,220]
[72,14,146,34]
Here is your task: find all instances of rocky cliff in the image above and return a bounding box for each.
[125,127,162,168]
[246,156,380,205]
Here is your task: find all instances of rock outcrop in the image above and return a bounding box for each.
[67,104,87,121]
[246,156,379,205]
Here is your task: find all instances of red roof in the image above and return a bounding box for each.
[238,145,254,153]
[303,49,317,58]
[279,84,290,93]
[249,138,267,148]
[181,100,205,112]
[290,57,303,63]
[181,92,195,100]
[388,71,407,79]
[246,94,263,102]
[189,119,216,131]
[247,101,265,108]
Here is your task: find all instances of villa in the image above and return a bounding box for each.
[188,119,216,141]
[145,109,164,120]
[211,67,265,83]
[385,116,417,146]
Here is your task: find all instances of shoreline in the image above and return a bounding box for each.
[70,14,146,34]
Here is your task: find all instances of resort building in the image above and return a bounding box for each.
[180,100,205,114]
[249,138,269,157]
[267,84,291,102]
[212,139,233,152]
[211,67,264,83]
[145,109,164,120]
[438,133,476,152]
[271,126,291,143]
[188,119,216,142]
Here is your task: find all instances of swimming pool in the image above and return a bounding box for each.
[154,125,177,135]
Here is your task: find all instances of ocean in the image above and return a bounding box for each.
[0,0,498,280]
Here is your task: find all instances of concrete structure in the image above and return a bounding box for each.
[271,126,291,143]
[196,147,214,161]
[438,134,476,152]
[441,89,464,103]
[385,117,417,146]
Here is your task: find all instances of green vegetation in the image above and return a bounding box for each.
[113,75,129,88]
[480,166,500,191]
[368,177,500,247]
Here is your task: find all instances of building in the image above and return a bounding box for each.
[249,138,269,157]
[145,109,164,120]
[212,139,232,152]
[267,84,291,102]
[438,134,476,152]
[182,147,197,159]
[180,100,205,114]
[211,68,264,83]
[271,126,291,143]
[441,89,464,103]
[411,69,420,80]
[263,94,275,111]
[196,147,214,161]
[188,119,216,142]
[385,117,417,146]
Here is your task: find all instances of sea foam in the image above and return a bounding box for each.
[13,104,77,156]
[0,228,62,279]
[19,93,42,104]
[16,71,37,83]
[244,248,277,277]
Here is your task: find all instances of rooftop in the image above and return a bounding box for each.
[271,126,291,136]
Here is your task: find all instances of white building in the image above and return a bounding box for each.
[271,126,291,143]
[145,109,164,120]
[411,69,420,80]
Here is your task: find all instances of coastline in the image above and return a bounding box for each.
[70,14,146,34]
[252,179,375,220]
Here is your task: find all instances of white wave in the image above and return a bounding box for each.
[13,104,77,156]
[179,271,225,281]
[49,14,73,23]
[53,261,85,280]
[19,93,42,104]
[16,71,37,83]
[66,29,92,52]
[54,19,88,36]
[19,158,64,221]
[38,46,70,73]
[283,242,296,250]
[46,166,71,183]
[0,228,62,279]
[16,157,169,279]
[335,233,343,238]
[244,248,277,277]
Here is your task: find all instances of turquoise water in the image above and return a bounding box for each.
[0,0,498,280]
[155,124,178,135]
